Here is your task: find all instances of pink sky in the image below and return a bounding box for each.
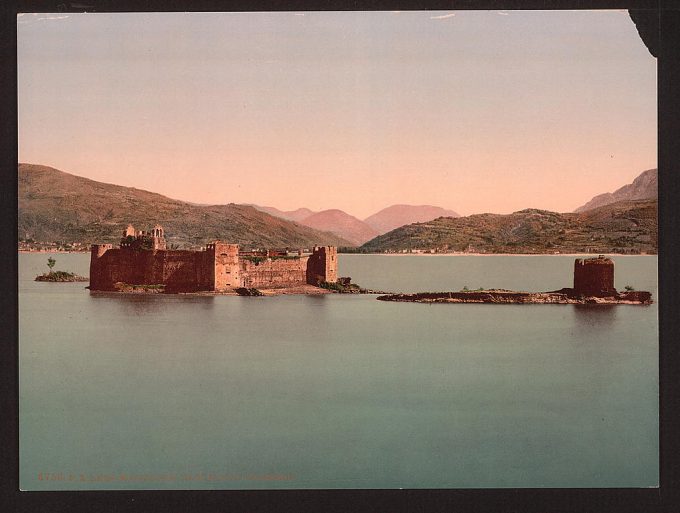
[18,11,656,218]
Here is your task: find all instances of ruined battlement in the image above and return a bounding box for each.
[89,224,337,292]
[574,255,616,297]
[307,246,338,285]
[377,255,651,305]
[91,243,113,257]
[120,224,166,250]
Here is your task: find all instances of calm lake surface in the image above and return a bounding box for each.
[19,253,658,489]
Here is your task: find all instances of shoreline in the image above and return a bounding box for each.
[19,250,656,257]
[341,252,656,257]
[377,289,653,305]
[86,283,389,297]
[88,284,336,297]
[19,250,89,254]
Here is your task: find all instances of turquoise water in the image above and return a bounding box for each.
[19,253,658,489]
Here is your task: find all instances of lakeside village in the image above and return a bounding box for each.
[19,239,89,253]
[345,246,652,255]
[19,238,653,256]
[34,223,653,305]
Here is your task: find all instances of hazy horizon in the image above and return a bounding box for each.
[17,160,657,220]
[18,11,656,218]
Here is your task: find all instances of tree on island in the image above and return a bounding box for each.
[35,257,87,283]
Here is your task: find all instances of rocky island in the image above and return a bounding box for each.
[35,257,88,282]
[35,271,89,283]
[377,256,652,305]
[89,223,342,294]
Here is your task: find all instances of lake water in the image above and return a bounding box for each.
[19,253,658,489]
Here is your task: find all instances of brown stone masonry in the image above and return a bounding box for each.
[306,246,338,285]
[574,255,616,297]
[377,255,651,305]
[210,242,240,291]
[90,245,214,292]
[89,225,337,292]
[241,256,309,288]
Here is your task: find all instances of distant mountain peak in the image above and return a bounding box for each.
[299,209,379,246]
[574,169,657,213]
[250,205,315,223]
[363,204,460,235]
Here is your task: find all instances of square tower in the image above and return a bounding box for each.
[209,242,241,290]
[573,256,616,297]
[306,246,338,285]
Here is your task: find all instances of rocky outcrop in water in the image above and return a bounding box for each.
[35,271,88,282]
[376,288,652,305]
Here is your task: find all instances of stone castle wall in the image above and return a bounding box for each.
[240,256,309,288]
[90,246,150,290]
[90,246,215,292]
[160,250,214,292]
[90,242,337,292]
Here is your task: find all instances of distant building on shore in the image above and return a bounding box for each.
[90,224,337,292]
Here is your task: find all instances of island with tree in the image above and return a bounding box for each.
[34,257,88,282]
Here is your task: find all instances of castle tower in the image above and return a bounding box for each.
[123,224,136,237]
[209,242,241,291]
[573,255,616,297]
[89,243,113,290]
[150,224,166,250]
[306,246,338,285]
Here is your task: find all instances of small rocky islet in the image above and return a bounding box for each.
[377,288,651,305]
[35,271,88,282]
[377,256,652,306]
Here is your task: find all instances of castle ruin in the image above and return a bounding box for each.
[89,224,337,292]
[377,255,652,305]
[573,255,617,297]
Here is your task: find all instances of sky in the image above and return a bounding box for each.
[17,10,656,218]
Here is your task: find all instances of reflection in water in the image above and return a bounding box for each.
[18,254,657,490]
[571,304,618,329]
[303,294,331,305]
[89,291,215,316]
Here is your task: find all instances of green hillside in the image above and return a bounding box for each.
[18,164,352,250]
[360,200,657,254]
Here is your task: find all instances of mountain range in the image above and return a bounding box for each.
[360,199,657,254]
[18,164,351,249]
[253,204,460,245]
[255,170,657,246]
[18,163,657,254]
[297,209,379,246]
